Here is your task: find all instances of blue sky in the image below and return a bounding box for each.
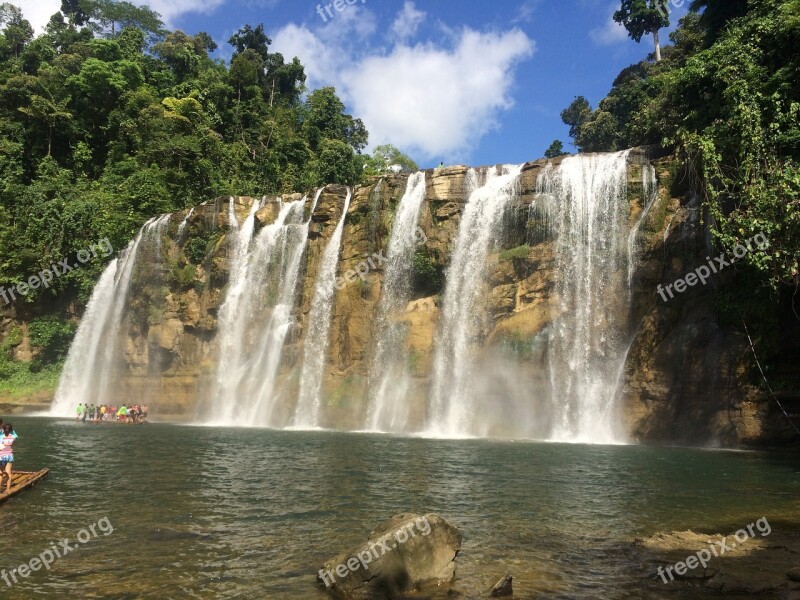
[18,0,689,168]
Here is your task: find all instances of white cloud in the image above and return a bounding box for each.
[272,6,377,88]
[590,7,629,45]
[14,0,60,32]
[390,1,425,41]
[142,0,227,26]
[273,4,534,161]
[14,0,227,32]
[343,30,534,160]
[272,23,344,87]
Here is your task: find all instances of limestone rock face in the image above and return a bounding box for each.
[318,513,462,600]
[4,150,792,446]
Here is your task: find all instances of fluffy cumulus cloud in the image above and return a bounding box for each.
[343,30,534,159]
[272,5,534,161]
[14,0,229,31]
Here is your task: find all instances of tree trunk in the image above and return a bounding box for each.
[653,27,662,61]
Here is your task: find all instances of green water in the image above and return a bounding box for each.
[1,417,799,599]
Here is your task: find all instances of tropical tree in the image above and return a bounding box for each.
[544,140,567,158]
[364,144,418,174]
[689,0,750,44]
[0,3,33,58]
[613,0,670,61]
[560,97,593,150]
[88,0,164,39]
[60,0,92,26]
[17,94,73,156]
[228,23,271,63]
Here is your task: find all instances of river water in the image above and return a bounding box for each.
[1,417,799,599]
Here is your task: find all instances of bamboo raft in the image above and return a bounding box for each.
[0,469,49,503]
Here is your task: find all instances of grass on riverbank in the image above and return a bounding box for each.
[0,359,61,401]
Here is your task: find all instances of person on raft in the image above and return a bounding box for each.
[0,423,16,492]
[0,419,17,438]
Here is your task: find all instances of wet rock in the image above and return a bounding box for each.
[788,567,800,582]
[489,574,513,597]
[318,513,461,600]
[635,527,800,597]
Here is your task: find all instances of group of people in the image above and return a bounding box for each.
[0,419,17,493]
[76,403,149,424]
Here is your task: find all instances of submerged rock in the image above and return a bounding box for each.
[318,512,461,600]
[489,574,513,597]
[633,526,800,596]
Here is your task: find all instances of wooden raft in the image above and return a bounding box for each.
[0,469,49,503]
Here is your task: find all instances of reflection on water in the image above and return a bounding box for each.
[1,417,799,599]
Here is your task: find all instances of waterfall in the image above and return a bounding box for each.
[627,163,658,285]
[50,214,171,416]
[365,172,427,432]
[427,165,523,437]
[293,189,352,428]
[177,207,194,241]
[201,190,322,426]
[537,151,632,443]
[203,197,266,424]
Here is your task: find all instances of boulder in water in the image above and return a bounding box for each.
[489,574,513,597]
[318,512,461,599]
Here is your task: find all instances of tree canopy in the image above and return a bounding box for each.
[0,4,371,305]
[613,0,671,60]
[544,140,568,159]
[564,0,799,337]
[364,144,419,174]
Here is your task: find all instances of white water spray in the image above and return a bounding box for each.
[365,172,427,432]
[537,151,632,443]
[293,189,352,428]
[50,214,171,416]
[427,165,523,437]
[204,198,263,424]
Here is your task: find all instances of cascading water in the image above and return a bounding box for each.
[628,163,658,285]
[427,165,523,437]
[536,151,632,444]
[292,189,352,428]
[201,190,323,426]
[177,207,195,242]
[365,172,427,432]
[51,152,653,443]
[50,214,171,416]
[203,197,266,424]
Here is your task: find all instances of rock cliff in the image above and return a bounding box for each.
[3,150,796,447]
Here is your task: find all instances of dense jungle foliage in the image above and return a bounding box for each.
[0,0,391,304]
[562,0,799,297]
